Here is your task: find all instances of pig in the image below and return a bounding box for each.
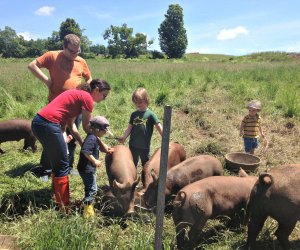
[246,164,300,250]
[140,142,186,194]
[172,168,257,249]
[0,119,37,153]
[105,145,139,215]
[143,155,223,208]
[97,185,125,217]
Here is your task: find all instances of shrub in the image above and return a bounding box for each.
[155,91,168,106]
[81,52,96,59]
[151,50,165,59]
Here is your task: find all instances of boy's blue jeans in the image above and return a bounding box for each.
[243,137,259,153]
[79,172,97,204]
[32,114,69,177]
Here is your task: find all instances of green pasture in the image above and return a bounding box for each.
[0,53,299,249]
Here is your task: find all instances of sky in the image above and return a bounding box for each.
[1,0,300,56]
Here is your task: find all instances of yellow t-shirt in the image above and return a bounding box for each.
[242,114,261,138]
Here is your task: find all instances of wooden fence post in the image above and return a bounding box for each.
[154,105,172,250]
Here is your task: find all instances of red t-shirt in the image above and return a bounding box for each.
[38,89,94,127]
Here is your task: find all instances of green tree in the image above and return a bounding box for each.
[80,35,92,53]
[90,44,107,55]
[0,19,90,58]
[158,4,188,58]
[103,23,152,58]
[25,39,47,57]
[58,18,91,57]
[129,32,153,58]
[59,18,82,41]
[0,26,25,58]
[46,31,61,51]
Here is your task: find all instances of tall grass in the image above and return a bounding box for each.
[0,54,300,249]
[277,89,299,118]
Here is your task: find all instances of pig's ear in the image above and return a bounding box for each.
[259,173,272,185]
[113,179,125,189]
[173,191,186,207]
[238,167,248,177]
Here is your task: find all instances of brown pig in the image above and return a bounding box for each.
[172,168,257,249]
[140,142,186,194]
[105,145,139,215]
[246,164,300,250]
[0,119,37,153]
[143,155,223,208]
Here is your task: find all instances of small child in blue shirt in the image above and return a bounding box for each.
[77,116,113,218]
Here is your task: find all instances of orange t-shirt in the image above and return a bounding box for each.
[36,51,91,101]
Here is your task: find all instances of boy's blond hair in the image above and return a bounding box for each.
[132,87,150,105]
[247,100,261,110]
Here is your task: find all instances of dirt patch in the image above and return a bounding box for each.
[285,121,295,129]
[0,235,18,250]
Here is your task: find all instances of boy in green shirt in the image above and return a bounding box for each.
[118,87,163,167]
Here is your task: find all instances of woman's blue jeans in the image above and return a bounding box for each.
[32,114,69,177]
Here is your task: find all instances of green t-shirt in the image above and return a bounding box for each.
[129,108,160,149]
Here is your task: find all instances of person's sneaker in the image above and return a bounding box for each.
[40,174,50,182]
[33,167,51,182]
[69,168,79,175]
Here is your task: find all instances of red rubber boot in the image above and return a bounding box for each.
[53,175,70,213]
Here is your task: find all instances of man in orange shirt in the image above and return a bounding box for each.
[28,34,92,180]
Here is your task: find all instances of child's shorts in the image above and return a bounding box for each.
[243,137,259,153]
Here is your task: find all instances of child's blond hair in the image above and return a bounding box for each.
[132,87,150,105]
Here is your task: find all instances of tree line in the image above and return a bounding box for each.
[0,4,187,59]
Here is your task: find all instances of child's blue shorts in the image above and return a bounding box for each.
[243,137,259,153]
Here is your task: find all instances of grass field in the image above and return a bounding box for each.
[0,53,299,249]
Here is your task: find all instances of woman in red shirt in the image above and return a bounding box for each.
[32,79,111,211]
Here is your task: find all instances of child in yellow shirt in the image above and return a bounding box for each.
[240,100,265,154]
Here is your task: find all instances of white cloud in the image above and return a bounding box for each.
[35,6,55,16]
[217,26,249,41]
[18,32,33,41]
